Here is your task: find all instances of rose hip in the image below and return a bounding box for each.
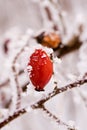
[27,49,53,91]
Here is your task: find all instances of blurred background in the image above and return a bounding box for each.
[0,0,87,32]
[0,0,87,130]
[0,0,43,34]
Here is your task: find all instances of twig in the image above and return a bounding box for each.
[32,76,87,108]
[0,80,29,93]
[0,108,26,129]
[40,0,59,31]
[0,69,24,89]
[35,31,82,58]
[54,35,82,57]
[42,106,76,130]
[49,0,67,34]
[77,73,87,109]
[18,70,24,75]
[0,79,10,88]
[12,40,29,109]
[0,74,86,129]
[22,82,29,92]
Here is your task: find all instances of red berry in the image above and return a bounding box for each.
[27,49,53,91]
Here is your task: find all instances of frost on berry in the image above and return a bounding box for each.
[27,49,53,91]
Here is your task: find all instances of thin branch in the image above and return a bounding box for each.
[0,108,26,129]
[41,0,59,31]
[77,73,87,109]
[22,82,29,92]
[18,70,24,75]
[0,79,10,88]
[1,33,82,91]
[42,106,76,130]
[0,80,29,92]
[35,31,82,58]
[54,35,82,57]
[49,0,67,34]
[12,41,29,109]
[0,74,86,129]
[0,69,25,89]
[32,76,87,108]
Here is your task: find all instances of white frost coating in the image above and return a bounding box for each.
[53,57,62,64]
[43,47,53,56]
[26,83,45,99]
[41,53,46,58]
[67,73,77,81]
[21,92,27,97]
[0,0,87,130]
[0,109,9,122]
[77,42,87,75]
[0,27,24,117]
[24,47,30,51]
[14,63,20,74]
[3,27,22,41]
[33,90,45,98]
[68,120,75,128]
[0,28,36,115]
[0,24,81,129]
[26,84,35,96]
[25,106,32,113]
[75,13,85,29]
[26,28,34,36]
[9,72,18,116]
[68,120,78,130]
[73,95,81,105]
[27,65,32,72]
[22,39,53,78]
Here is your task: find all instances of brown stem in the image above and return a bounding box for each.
[0,109,26,129]
[55,35,82,57]
[0,74,87,129]
[12,66,22,109]
[45,6,52,21]
[42,106,76,130]
[0,79,10,88]
[22,82,29,92]
[11,41,29,109]
[32,76,87,108]
[49,0,67,33]
[44,5,59,31]
[0,69,24,89]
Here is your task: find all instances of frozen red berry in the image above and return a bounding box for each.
[27,49,53,91]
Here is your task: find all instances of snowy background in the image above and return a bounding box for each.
[0,0,87,130]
